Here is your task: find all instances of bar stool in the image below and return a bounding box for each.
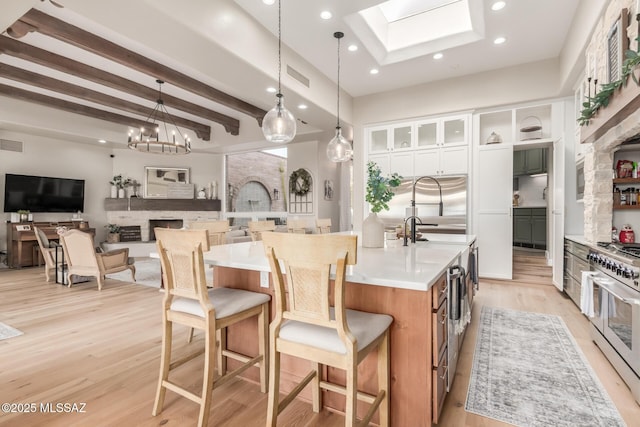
[316,218,332,234]
[152,228,270,427]
[248,220,276,241]
[262,232,392,427]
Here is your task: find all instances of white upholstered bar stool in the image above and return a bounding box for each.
[152,228,270,427]
[261,232,392,427]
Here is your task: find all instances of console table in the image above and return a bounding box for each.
[6,222,95,268]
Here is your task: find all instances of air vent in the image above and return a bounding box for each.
[286,65,310,87]
[0,139,23,152]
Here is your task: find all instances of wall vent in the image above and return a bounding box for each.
[0,139,23,152]
[286,65,310,88]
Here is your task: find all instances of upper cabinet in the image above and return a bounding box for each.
[366,114,470,178]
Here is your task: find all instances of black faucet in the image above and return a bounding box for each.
[404,216,423,246]
[410,176,443,244]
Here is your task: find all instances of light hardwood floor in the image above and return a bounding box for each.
[0,259,639,427]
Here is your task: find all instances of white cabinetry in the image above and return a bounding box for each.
[367,114,470,178]
[367,123,415,177]
[414,115,469,176]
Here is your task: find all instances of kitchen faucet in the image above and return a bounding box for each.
[403,216,423,246]
[409,176,443,244]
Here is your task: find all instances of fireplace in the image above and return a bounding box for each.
[148,219,184,241]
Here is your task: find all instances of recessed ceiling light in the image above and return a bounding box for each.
[298,104,308,109]
[262,0,275,5]
[320,11,332,20]
[370,68,379,75]
[433,52,443,60]
[491,1,506,11]
[494,36,506,45]
[348,44,358,52]
[98,139,107,144]
[266,86,277,93]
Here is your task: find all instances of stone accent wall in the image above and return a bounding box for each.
[226,152,286,213]
[582,0,640,243]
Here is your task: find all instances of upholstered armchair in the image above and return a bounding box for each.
[59,229,135,290]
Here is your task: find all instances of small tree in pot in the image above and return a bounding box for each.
[363,161,401,248]
[105,224,121,243]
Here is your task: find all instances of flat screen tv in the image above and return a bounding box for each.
[3,173,85,213]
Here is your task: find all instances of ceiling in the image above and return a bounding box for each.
[0,0,582,154]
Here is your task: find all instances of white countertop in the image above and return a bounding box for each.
[200,232,476,292]
[565,234,590,246]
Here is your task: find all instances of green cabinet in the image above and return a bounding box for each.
[513,148,547,176]
[513,208,547,248]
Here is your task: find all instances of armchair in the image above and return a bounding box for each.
[33,226,60,282]
[59,229,135,290]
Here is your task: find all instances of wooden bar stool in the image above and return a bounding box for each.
[152,228,270,427]
[248,220,276,241]
[316,218,332,234]
[262,232,392,427]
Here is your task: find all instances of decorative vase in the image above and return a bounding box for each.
[362,212,385,248]
[110,186,118,198]
[118,188,125,198]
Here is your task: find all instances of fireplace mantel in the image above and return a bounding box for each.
[580,83,640,145]
[104,198,221,211]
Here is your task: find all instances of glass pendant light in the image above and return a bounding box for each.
[262,0,296,143]
[327,31,352,162]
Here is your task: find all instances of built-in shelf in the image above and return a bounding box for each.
[613,178,640,184]
[104,198,221,211]
[613,204,640,210]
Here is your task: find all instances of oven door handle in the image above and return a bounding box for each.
[594,279,640,306]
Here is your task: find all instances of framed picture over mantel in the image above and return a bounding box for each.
[144,166,191,199]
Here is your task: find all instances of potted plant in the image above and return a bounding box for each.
[109,175,132,198]
[17,209,30,222]
[105,223,121,243]
[363,161,401,248]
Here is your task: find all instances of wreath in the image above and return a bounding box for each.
[289,168,312,196]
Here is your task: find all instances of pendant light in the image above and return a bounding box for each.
[262,0,296,143]
[326,31,352,162]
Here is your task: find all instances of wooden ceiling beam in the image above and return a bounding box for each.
[0,83,167,136]
[0,62,212,141]
[18,9,267,126]
[0,36,239,136]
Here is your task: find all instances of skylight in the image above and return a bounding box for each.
[345,0,484,65]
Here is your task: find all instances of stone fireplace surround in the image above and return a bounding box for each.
[583,106,640,243]
[106,210,220,242]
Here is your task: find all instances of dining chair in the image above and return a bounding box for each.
[189,220,230,246]
[261,232,392,427]
[59,229,135,290]
[33,226,60,282]
[247,220,276,242]
[286,218,307,234]
[316,218,332,234]
[152,228,270,427]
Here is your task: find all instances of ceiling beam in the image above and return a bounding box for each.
[0,62,212,141]
[0,83,169,137]
[17,9,267,126]
[0,35,239,135]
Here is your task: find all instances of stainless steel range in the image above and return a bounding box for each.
[588,243,640,405]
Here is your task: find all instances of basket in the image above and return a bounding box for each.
[519,116,542,140]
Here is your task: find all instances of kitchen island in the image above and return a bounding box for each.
[204,232,476,426]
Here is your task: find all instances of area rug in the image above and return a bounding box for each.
[0,322,23,340]
[105,258,214,288]
[465,306,626,427]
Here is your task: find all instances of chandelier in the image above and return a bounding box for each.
[127,79,191,154]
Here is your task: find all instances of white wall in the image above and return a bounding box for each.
[0,130,224,249]
[516,175,548,207]
[0,130,113,250]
